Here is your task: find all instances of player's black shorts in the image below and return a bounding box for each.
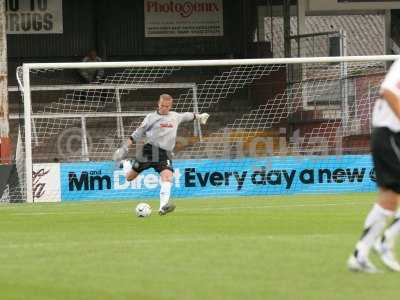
[131,143,173,174]
[371,127,400,193]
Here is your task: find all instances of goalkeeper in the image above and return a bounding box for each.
[114,94,209,215]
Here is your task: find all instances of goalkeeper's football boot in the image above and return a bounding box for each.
[159,202,176,216]
[347,253,381,273]
[374,237,400,272]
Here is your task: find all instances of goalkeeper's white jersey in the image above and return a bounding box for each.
[131,111,195,151]
[373,59,400,132]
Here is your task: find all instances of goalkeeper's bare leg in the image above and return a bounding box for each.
[122,160,139,181]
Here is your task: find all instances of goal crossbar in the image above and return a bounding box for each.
[9,83,196,92]
[22,55,400,70]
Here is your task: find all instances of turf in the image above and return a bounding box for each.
[0,193,398,300]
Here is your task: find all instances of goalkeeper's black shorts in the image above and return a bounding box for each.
[131,143,173,174]
[371,127,400,193]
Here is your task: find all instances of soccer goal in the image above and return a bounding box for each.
[7,55,399,203]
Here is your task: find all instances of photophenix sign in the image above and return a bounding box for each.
[144,0,223,37]
[59,155,376,202]
[6,0,63,34]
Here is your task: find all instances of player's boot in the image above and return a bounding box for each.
[347,253,381,273]
[159,202,176,216]
[374,238,400,272]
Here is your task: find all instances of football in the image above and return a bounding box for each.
[135,203,152,217]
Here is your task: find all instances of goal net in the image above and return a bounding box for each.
[7,55,398,203]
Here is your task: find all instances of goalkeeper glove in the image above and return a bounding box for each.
[197,113,210,125]
[112,143,129,162]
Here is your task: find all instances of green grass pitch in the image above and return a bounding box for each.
[0,193,398,300]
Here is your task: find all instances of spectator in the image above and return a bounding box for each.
[79,49,104,83]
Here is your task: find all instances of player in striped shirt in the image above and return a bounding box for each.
[348,59,400,273]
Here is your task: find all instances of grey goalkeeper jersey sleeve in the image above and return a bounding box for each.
[131,111,195,151]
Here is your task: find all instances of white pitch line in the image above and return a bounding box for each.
[6,200,370,216]
[0,233,337,250]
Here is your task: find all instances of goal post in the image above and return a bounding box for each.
[22,65,33,203]
[11,55,400,203]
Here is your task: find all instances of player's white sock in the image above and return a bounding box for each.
[381,210,400,247]
[355,203,394,258]
[122,160,132,177]
[160,181,172,209]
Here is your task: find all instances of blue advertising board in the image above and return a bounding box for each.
[60,155,376,201]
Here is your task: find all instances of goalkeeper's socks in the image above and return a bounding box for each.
[355,203,394,258]
[122,160,133,177]
[381,210,400,246]
[159,181,172,209]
